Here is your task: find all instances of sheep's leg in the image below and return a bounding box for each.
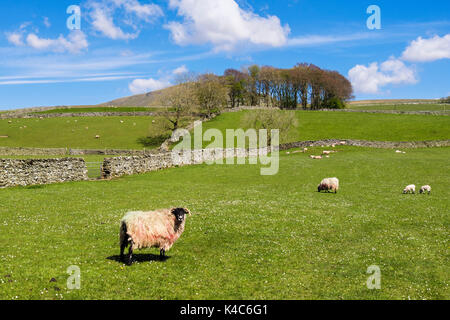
[160,249,165,259]
[120,241,127,262]
[128,241,134,265]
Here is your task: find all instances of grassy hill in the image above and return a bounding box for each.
[1,111,448,150]
[0,146,448,299]
[196,110,450,148]
[101,89,166,107]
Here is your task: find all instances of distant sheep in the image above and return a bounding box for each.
[119,208,191,264]
[318,177,339,193]
[419,185,431,194]
[310,155,323,159]
[403,184,415,194]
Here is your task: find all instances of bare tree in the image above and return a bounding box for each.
[195,73,228,118]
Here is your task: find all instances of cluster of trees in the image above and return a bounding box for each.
[144,63,352,147]
[223,63,353,109]
[439,96,450,104]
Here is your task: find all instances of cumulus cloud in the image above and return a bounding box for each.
[165,0,290,51]
[25,31,88,53]
[401,34,450,62]
[6,32,24,46]
[128,66,189,94]
[88,0,163,40]
[348,58,417,94]
[172,65,188,75]
[129,77,171,94]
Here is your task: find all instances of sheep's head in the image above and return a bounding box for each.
[171,207,191,223]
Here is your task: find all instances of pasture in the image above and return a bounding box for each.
[0,146,448,299]
[199,111,450,147]
[1,112,449,150]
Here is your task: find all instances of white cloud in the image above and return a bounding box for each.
[129,77,171,94]
[43,17,51,28]
[25,31,88,53]
[401,34,450,62]
[113,0,163,21]
[88,0,163,40]
[348,58,417,94]
[172,65,188,75]
[90,5,138,40]
[6,32,24,46]
[165,0,290,51]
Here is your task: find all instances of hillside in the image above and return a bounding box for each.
[100,89,167,107]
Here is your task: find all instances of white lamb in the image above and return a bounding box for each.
[403,184,416,194]
[419,185,431,194]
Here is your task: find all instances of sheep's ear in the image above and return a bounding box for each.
[183,208,191,216]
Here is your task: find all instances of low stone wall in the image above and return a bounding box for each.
[0,158,88,188]
[102,147,269,178]
[319,109,449,116]
[279,139,450,150]
[0,111,157,119]
[0,147,160,156]
[0,147,68,156]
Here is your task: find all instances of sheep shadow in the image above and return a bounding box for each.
[107,254,170,265]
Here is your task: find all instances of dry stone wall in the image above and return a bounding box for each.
[0,158,88,188]
[101,147,269,179]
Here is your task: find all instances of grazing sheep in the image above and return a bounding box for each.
[309,155,323,159]
[318,177,339,193]
[95,135,100,139]
[403,184,416,194]
[419,185,431,194]
[119,208,191,263]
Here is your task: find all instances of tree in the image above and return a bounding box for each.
[157,73,197,132]
[241,109,298,145]
[224,69,247,108]
[195,73,228,118]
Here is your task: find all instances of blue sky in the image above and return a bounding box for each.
[0,0,449,109]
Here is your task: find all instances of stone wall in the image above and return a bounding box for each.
[102,147,269,179]
[0,158,88,188]
[0,147,160,156]
[0,111,157,119]
[279,139,450,150]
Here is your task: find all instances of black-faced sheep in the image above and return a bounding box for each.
[119,207,191,264]
[403,184,416,194]
[419,185,431,194]
[318,177,339,193]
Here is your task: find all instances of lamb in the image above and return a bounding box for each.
[403,184,415,194]
[119,207,191,264]
[419,185,431,194]
[318,177,339,193]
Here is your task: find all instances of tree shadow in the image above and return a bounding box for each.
[107,254,170,265]
[137,135,168,148]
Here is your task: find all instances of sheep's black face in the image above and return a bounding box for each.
[172,208,189,223]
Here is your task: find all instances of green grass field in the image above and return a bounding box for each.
[0,116,157,149]
[197,111,450,147]
[1,111,448,150]
[0,146,448,299]
[347,103,449,112]
[34,107,169,114]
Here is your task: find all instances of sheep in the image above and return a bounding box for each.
[419,185,431,194]
[318,177,339,193]
[119,207,191,264]
[403,184,415,194]
[309,155,323,159]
